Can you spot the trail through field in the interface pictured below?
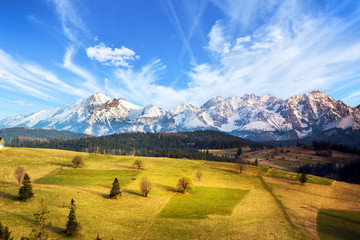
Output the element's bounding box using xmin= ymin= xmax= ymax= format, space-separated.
xmin=258 ymin=175 xmax=297 ymax=229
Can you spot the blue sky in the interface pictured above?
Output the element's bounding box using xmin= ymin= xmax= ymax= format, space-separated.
xmin=1 ymin=0 xmax=360 ymax=119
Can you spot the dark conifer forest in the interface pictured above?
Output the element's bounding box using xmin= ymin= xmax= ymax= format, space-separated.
xmin=7 ymin=130 xmax=264 ymax=162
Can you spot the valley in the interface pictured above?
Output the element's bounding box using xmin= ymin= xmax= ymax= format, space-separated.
xmin=0 ymin=147 xmax=359 ymax=239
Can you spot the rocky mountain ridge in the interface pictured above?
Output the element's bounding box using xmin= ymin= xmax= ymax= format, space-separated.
xmin=1 ymin=90 xmax=359 ymax=141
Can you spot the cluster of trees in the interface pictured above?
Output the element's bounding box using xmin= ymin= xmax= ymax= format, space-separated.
xmin=298 ymin=160 xmax=360 ymax=184
xmin=7 ymin=130 xmax=264 ymax=163
xmin=313 ymin=141 xmax=333 ymax=157
xmin=0 ymin=127 xmax=87 ymax=143
xmin=6 ymin=167 xmax=82 ymax=239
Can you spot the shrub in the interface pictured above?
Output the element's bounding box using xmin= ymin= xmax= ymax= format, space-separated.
xmin=133 ymin=159 xmax=144 ymax=170
xmin=72 ymin=156 xmax=84 ymax=168
xmin=194 ymin=169 xmax=202 ymax=181
xmin=139 ymin=177 xmax=152 ymax=197
xmin=298 ymin=172 xmax=307 ymax=186
xmin=176 ymin=177 xmax=193 ymax=193
xmin=14 ymin=166 xmax=26 ymax=186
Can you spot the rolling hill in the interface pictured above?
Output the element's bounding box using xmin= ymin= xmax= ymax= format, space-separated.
xmin=0 ymin=147 xmax=359 ymax=239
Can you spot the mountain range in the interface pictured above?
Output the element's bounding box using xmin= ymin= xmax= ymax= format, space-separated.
xmin=1 ymin=90 xmax=359 ymax=142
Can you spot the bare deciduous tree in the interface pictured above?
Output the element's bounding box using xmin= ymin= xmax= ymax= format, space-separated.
xmin=236 ymin=157 xmax=246 ymax=174
xmin=133 ymin=159 xmax=144 ymax=170
xmin=176 ymin=176 xmax=193 ymax=193
xmin=72 ymin=156 xmax=84 ymax=168
xmin=139 ymin=177 xmax=152 ymax=197
xmin=194 ymin=169 xmax=202 ymax=181
xmin=14 ymin=166 xmax=26 ymax=186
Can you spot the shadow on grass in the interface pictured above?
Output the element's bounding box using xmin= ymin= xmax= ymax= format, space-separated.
xmin=71 ymin=186 xmax=108 ymax=198
xmin=47 ymin=225 xmax=64 ymax=234
xmin=0 ymin=191 xmax=19 ymax=201
xmin=208 ymin=166 xmax=238 ymax=174
xmin=0 ymin=209 xmax=34 ymax=224
xmin=154 ymin=183 xmax=177 ymax=192
xmin=124 ymin=189 xmax=143 ymax=197
xmin=48 ymin=162 xmax=72 ymax=168
xmin=114 ymin=163 xmax=133 ymax=169
xmin=0 ymin=180 xmax=17 ymax=186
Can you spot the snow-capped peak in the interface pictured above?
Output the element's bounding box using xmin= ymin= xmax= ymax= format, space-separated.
xmin=0 ymin=90 xmax=358 ymax=141
xmin=169 ymin=102 xmax=198 ymax=115
xmin=85 ymin=92 xmax=112 ymax=106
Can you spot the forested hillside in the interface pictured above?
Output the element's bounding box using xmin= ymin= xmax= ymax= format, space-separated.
xmin=7 ymin=130 xmax=264 ymax=162
xmin=0 ymin=127 xmax=88 ymax=142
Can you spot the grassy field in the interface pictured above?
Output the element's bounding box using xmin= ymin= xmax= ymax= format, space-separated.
xmin=35 ymin=169 xmax=139 ymax=187
xmin=0 ymin=147 xmax=359 ymax=239
xmin=317 ymin=209 xmax=360 ymax=240
xmin=242 ymin=146 xmax=359 ymax=172
xmin=158 ymin=187 xmax=249 ymax=219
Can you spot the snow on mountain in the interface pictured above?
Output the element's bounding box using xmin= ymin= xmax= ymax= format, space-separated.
xmin=0 ymin=108 xmax=60 ymax=128
xmin=1 ymin=90 xmax=359 ymax=140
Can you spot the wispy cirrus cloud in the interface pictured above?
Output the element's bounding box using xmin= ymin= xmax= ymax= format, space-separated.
xmin=51 ymin=0 xmax=88 ymax=42
xmin=86 ymin=43 xmax=138 ymax=67
xmin=105 ymin=59 xmax=184 ymax=108
xmin=11 ymin=100 xmax=32 ymax=107
xmin=159 ymin=0 xmax=197 ymax=65
xmin=180 ymin=0 xmax=360 ymax=105
xmin=0 ymin=48 xmax=91 ymax=102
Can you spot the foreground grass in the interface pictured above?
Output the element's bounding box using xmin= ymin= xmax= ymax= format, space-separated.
xmin=158 ymin=187 xmax=249 ymax=219
xmin=35 ymin=169 xmax=139 ymax=187
xmin=317 ymin=209 xmax=360 ymax=240
xmin=264 ymin=168 xmax=333 ymax=185
xmin=0 ymin=147 xmax=359 ymax=239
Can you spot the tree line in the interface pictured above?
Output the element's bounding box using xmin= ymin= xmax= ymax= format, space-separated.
xmin=298 ymin=160 xmax=360 ymax=184
xmin=7 ymin=130 xmax=264 ymax=163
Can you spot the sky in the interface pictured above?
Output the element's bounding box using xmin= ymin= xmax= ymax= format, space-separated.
xmin=1 ymin=0 xmax=360 ymax=119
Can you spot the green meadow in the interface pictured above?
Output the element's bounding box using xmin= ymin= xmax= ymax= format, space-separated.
xmin=0 ymin=147 xmax=359 ymax=239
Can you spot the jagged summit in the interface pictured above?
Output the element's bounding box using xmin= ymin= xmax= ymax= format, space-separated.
xmin=0 ymin=90 xmax=359 ymax=141
xmin=86 ymin=92 xmax=112 ymax=106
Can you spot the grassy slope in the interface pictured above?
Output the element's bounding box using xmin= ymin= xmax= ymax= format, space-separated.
xmin=317 ymin=209 xmax=360 ymax=240
xmin=242 ymin=146 xmax=359 ymax=172
xmin=0 ymin=147 xmax=359 ymax=240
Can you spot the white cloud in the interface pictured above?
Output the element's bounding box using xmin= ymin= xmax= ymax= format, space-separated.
xmin=180 ymin=0 xmax=360 ymax=105
xmin=52 ymin=0 xmax=87 ymax=42
xmin=207 ymin=21 xmax=228 ymax=54
xmin=0 ymin=48 xmax=92 ymax=103
xmin=12 ymin=100 xmax=32 ymax=107
xmin=86 ymin=43 xmax=138 ymax=67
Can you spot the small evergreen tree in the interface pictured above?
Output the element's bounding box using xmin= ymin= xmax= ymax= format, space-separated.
xmin=19 ymin=173 xmax=34 ymax=200
xmin=298 ymin=172 xmax=307 ymax=186
xmin=0 ymin=221 xmax=13 ymax=240
xmin=109 ymin=178 xmax=121 ymax=199
xmin=30 ymin=200 xmax=51 ymax=240
xmin=95 ymin=234 xmax=102 ymax=240
xmin=236 ymin=147 xmax=243 ymax=157
xmin=65 ymin=199 xmax=81 ymax=237
xmin=254 ymin=158 xmax=258 ymax=166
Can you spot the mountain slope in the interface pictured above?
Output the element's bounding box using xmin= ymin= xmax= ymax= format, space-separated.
xmin=1 ymin=90 xmax=359 ymax=142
